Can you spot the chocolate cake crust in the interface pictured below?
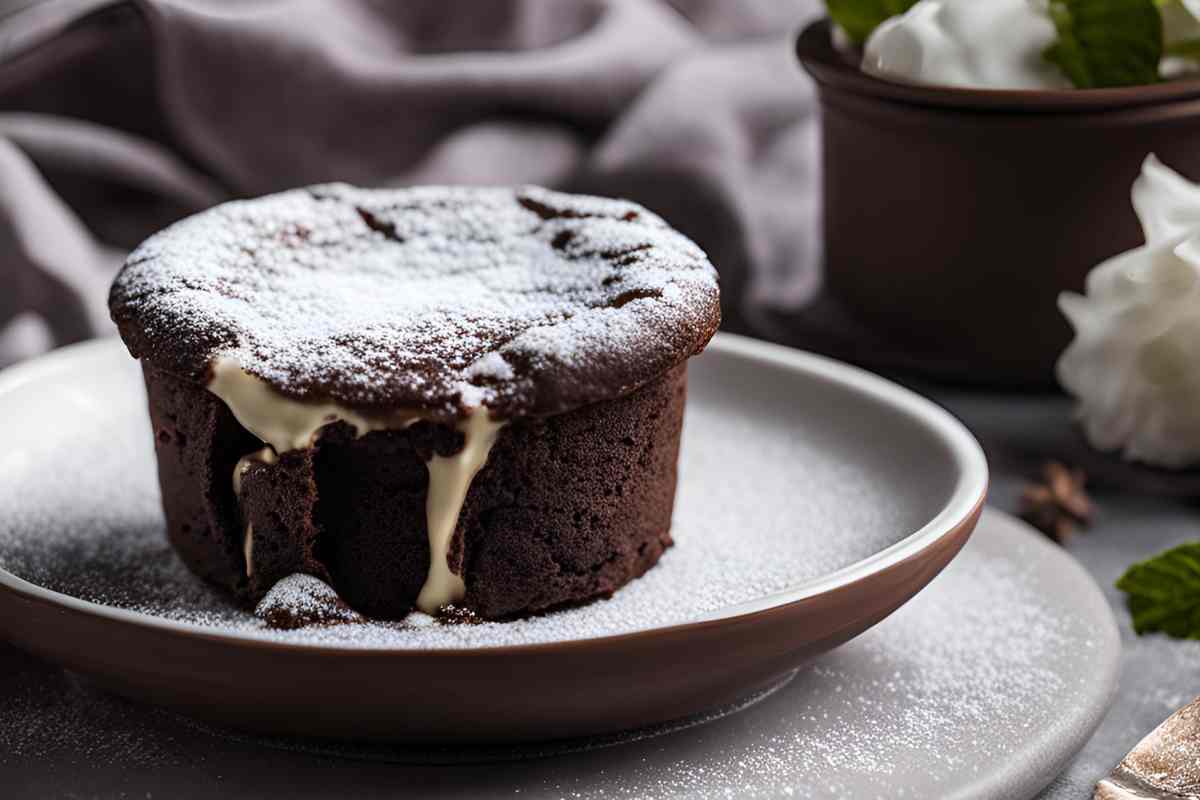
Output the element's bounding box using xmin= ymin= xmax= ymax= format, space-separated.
xmin=109 ymin=184 xmax=720 ymax=422
xmin=114 ymin=183 xmax=718 ymax=621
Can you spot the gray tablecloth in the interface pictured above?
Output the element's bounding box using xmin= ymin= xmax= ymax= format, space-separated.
xmin=0 ymin=0 xmax=826 ymax=367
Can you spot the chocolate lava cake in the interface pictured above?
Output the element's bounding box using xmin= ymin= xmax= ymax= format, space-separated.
xmin=108 ymin=184 xmax=720 ymax=621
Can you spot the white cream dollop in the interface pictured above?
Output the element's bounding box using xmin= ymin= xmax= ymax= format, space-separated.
xmin=861 ymin=0 xmax=1069 ymax=89
xmin=1057 ymin=155 xmax=1200 ymax=468
xmin=860 ymin=0 xmax=1200 ymax=89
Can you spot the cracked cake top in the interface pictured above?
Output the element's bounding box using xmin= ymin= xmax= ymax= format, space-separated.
xmin=108 ymin=184 xmax=721 ymax=420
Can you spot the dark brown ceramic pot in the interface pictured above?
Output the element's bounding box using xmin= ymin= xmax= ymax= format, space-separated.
xmin=797 ymin=20 xmax=1200 ymax=386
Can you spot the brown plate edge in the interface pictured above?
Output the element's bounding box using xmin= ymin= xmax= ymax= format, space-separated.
xmin=0 ymin=335 xmax=988 ymax=741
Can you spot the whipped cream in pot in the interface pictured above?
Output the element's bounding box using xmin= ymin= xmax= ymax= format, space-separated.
xmin=858 ymin=0 xmax=1200 ymax=89
xmin=861 ymin=0 xmax=1069 ymax=90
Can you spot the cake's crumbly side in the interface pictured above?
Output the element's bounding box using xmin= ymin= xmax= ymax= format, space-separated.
xmin=142 ymin=363 xmax=686 ymax=620
xmin=460 ymin=364 xmax=684 ymax=619
xmin=143 ymin=366 xmax=259 ymax=598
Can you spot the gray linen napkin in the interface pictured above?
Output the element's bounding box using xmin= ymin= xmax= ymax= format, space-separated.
xmin=0 ymin=0 xmax=823 ymax=366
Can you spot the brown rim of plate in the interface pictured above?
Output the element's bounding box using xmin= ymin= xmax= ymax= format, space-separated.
xmin=0 ymin=335 xmax=988 ymax=742
xmin=0 ymin=335 xmax=988 ymax=658
xmin=796 ymin=18 xmax=1200 ymax=114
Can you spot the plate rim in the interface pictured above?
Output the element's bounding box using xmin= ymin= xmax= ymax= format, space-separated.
xmin=0 ymin=333 xmax=988 ymax=656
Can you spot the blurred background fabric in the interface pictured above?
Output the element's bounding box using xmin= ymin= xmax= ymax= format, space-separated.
xmin=0 ymin=0 xmax=824 ymax=368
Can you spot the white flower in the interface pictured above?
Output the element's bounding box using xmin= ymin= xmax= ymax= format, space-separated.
xmin=1058 ymin=155 xmax=1200 ymax=468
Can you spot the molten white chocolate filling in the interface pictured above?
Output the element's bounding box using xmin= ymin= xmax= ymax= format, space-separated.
xmin=418 ymin=409 xmax=505 ymax=611
xmin=213 ymin=357 xmax=504 ymax=613
xmin=210 ymin=358 xmax=420 ymax=452
xmin=243 ymin=523 xmax=254 ymax=577
xmin=232 ymin=446 xmax=277 ymax=578
xmin=232 ymin=445 xmax=278 ymax=496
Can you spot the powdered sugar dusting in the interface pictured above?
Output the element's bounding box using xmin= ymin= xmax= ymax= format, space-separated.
xmin=109 ymin=184 xmax=719 ymax=420
xmin=254 ymin=573 xmax=362 ymax=629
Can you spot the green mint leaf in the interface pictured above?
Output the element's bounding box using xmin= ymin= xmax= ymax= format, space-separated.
xmin=1045 ymin=0 xmax=1164 ymax=88
xmin=826 ymin=0 xmax=918 ymax=45
xmin=1116 ymin=542 xmax=1200 ymax=638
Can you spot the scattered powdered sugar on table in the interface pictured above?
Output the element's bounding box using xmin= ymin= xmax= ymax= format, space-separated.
xmin=0 ymin=649 xmax=187 ymax=769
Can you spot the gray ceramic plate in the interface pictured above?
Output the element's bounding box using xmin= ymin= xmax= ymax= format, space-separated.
xmin=0 ymin=334 xmax=988 ymax=743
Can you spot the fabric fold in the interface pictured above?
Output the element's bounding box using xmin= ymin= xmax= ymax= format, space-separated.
xmin=0 ymin=0 xmax=823 ymax=366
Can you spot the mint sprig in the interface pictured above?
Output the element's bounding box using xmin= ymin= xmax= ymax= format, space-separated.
xmin=826 ymin=0 xmax=918 ymax=45
xmin=1116 ymin=542 xmax=1200 ymax=638
xmin=1045 ymin=0 xmax=1164 ymax=88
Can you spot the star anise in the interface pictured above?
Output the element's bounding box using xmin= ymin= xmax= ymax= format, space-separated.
xmin=1019 ymin=461 xmax=1093 ymax=544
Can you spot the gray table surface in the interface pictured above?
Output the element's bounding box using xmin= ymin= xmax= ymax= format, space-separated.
xmin=1 ymin=386 xmax=1196 ymax=799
